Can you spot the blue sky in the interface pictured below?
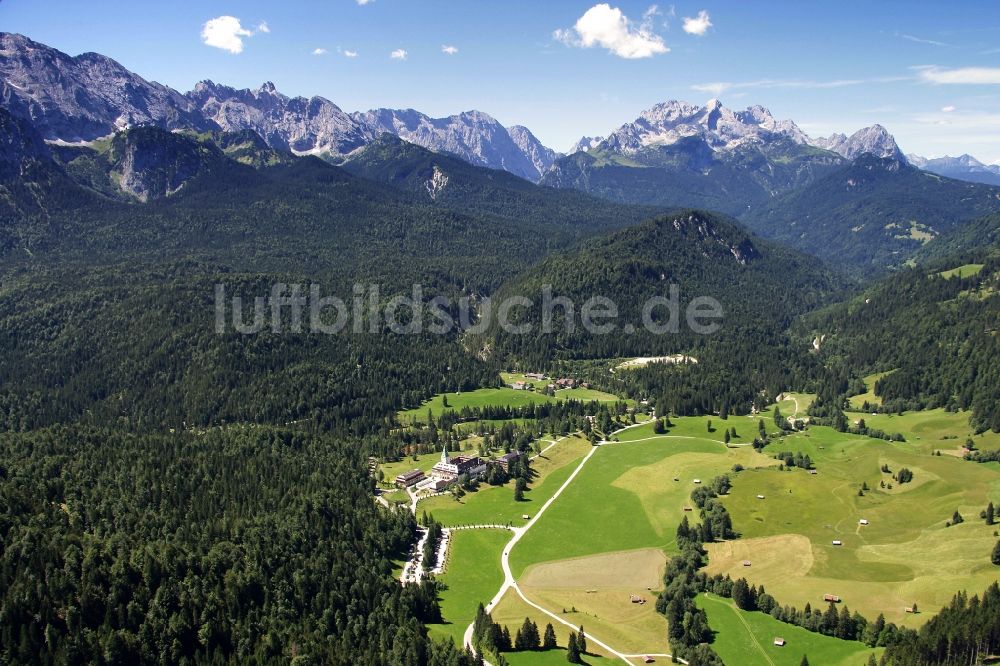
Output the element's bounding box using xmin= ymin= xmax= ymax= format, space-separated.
xmin=4 ymin=0 xmax=1000 ymax=160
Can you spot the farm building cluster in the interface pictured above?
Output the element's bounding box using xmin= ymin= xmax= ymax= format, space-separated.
xmin=508 ymin=374 xmax=590 ymax=391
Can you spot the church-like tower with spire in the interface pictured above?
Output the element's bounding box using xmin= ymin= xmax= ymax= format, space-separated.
xmin=430 ymin=440 xmax=484 ymax=481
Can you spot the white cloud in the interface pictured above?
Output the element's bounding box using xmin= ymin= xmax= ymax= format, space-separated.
xmin=917 ymin=66 xmax=1000 ymax=84
xmin=682 ymin=10 xmax=712 ymax=36
xmin=390 ymin=48 xmax=408 ymax=60
xmin=201 ymin=16 xmax=257 ymax=54
xmin=313 ymin=48 xmax=328 ymax=56
xmin=442 ymin=45 xmax=458 ymax=55
xmin=941 ymin=105 xmax=957 ymax=112
xmin=692 ymin=75 xmax=910 ymax=95
xmin=343 ymin=49 xmax=358 ymax=58
xmin=692 ymin=82 xmax=730 ymax=96
xmin=554 ymin=3 xmax=668 ymax=59
xmin=201 ymin=16 xmax=270 ymax=54
xmin=356 ymin=0 xmax=374 ymax=4
xmin=897 ymin=33 xmax=949 ymax=47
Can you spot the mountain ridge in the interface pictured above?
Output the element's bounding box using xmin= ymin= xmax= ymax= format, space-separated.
xmin=0 ymin=31 xmax=941 ymax=187
xmin=0 ymin=32 xmax=556 ymax=181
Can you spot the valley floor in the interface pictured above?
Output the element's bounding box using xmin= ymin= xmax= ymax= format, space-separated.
xmin=388 ymin=385 xmax=1000 ymax=664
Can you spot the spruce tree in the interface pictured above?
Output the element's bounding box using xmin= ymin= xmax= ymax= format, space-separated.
xmin=566 ymin=633 xmax=580 ymax=663
xmin=542 ymin=623 xmax=557 ymax=649
xmin=992 ymin=540 xmax=1000 ymax=565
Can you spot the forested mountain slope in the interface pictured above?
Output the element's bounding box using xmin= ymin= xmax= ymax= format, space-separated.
xmin=484 ymin=209 xmax=845 ymax=416
xmin=342 ymin=134 xmax=661 ymax=237
xmin=742 ymin=155 xmax=1000 ymax=272
xmin=4 ymin=120 xmax=664 ymax=432
xmin=796 ymin=253 xmax=1000 ymax=432
xmin=540 ymin=136 xmax=843 ymax=217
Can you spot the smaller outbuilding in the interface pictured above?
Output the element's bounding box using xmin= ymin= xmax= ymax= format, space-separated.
xmin=773 ymin=638 xmax=785 ymax=647
xmin=395 ymin=469 xmax=426 ymax=488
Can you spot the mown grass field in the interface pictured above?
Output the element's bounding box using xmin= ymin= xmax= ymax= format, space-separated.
xmin=615 ymin=413 xmax=760 ymax=444
xmin=937 ymin=263 xmax=985 ymax=279
xmin=427 ymin=528 xmax=509 ymax=645
xmin=519 ymin=548 xmax=669 ymax=655
xmin=502 ymin=650 xmax=619 ymax=666
xmin=707 ymin=424 xmax=1000 ymax=626
xmin=378 ymin=451 xmax=446 ymax=484
xmin=490 ymin=590 xmax=619 ymax=663
xmin=856 ymin=407 xmax=1000 ymax=453
xmin=398 ymin=384 xmax=631 ymax=425
xmin=510 ymin=424 xmax=777 ymax=574
xmin=847 ymin=371 xmax=894 ymax=410
xmin=398 ymin=388 xmax=558 ymax=423
xmin=414 ymin=396 xmax=1000 ymax=657
xmin=775 ymin=392 xmax=816 ymax=420
xmin=697 ymin=593 xmax=878 ymax=666
xmin=419 ymin=436 xmax=593 ymax=527
xmin=556 ymin=387 xmax=624 ymax=402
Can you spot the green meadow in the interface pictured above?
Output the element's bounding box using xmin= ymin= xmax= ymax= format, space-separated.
xmin=501 ymin=649 xmax=619 ymax=666
xmin=937 ymin=263 xmax=985 ymax=279
xmin=428 ymin=528 xmax=510 ymax=645
xmin=414 ymin=397 xmax=1000 ymax=655
xmin=510 ymin=429 xmax=776 ymax=576
xmin=556 ymin=387 xmax=625 ymax=402
xmin=398 ymin=387 xmax=557 ymax=423
xmin=708 ymin=425 xmax=1000 ymax=625
xmin=378 ymin=451 xmax=444 ymax=484
xmin=854 ymin=407 xmax=1000 ymax=453
xmin=697 ymin=593 xmax=878 ymax=666
xmin=847 ymin=371 xmax=894 ymax=409
xmin=491 ymin=590 xmax=623 ymax=664
xmin=398 ymin=384 xmax=631 ymax=425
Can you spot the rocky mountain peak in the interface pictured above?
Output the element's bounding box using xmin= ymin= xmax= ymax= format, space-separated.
xmin=0 ymin=33 xmax=560 ymax=181
xmin=597 ymin=98 xmax=809 ymax=156
xmin=568 ymin=136 xmax=604 ymax=154
xmin=813 ymin=124 xmax=904 ymax=161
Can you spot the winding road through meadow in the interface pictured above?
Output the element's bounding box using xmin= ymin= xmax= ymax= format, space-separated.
xmin=455 ymin=420 xmax=687 ymax=665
